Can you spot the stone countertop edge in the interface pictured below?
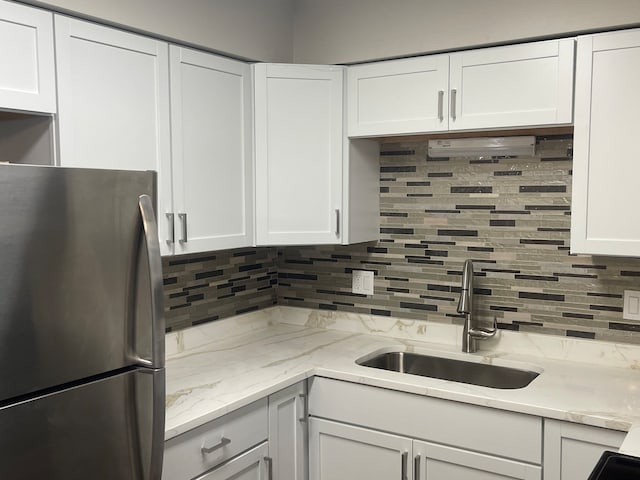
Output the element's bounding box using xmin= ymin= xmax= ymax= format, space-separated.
xmin=164 ymin=306 xmax=640 ymax=454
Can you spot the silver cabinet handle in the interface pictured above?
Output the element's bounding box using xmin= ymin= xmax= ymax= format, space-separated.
xmin=450 ymin=88 xmax=457 ymax=121
xmin=437 ymin=90 xmax=444 ymax=121
xmin=201 ymin=436 xmax=231 ymax=454
xmin=264 ymin=456 xmax=273 ymax=480
xmin=298 ymin=393 xmax=307 ymax=423
xmin=137 ymin=195 xmax=165 ymax=370
xmin=166 ymin=213 xmax=175 ymax=245
xmin=401 ymin=451 xmax=408 ymax=480
xmin=414 ymin=454 xmax=421 ymax=480
xmin=178 ymin=212 xmax=187 ymax=243
xmin=335 ymin=209 xmax=340 ymax=236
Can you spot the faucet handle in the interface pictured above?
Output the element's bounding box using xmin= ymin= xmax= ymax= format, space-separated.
xmin=469 ymin=316 xmax=498 ymax=339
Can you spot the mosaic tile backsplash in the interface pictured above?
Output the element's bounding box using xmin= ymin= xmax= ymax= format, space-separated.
xmin=278 ymin=136 xmax=640 ymax=344
xmin=162 ymin=136 xmax=640 ymax=344
xmin=162 ymin=248 xmax=277 ymax=332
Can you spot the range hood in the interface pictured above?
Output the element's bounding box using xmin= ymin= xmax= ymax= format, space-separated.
xmin=428 ymin=136 xmax=535 ymax=158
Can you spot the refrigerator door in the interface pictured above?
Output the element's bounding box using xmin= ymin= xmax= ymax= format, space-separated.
xmin=0 ymin=368 xmax=165 ymax=480
xmin=0 ymin=164 xmax=165 ymax=402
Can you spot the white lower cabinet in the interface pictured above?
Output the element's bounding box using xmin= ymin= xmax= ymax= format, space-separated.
xmin=415 ymin=441 xmax=540 ymax=480
xmin=309 ymin=418 xmax=540 ymax=480
xmin=163 ymin=381 xmax=307 ymax=480
xmin=543 ymin=419 xmax=625 ymax=480
xmin=163 ymin=399 xmax=269 ymax=480
xmin=268 ymin=381 xmax=307 ymax=480
xmin=308 ymin=378 xmax=542 ymax=480
xmin=310 ymin=418 xmax=413 ymax=480
xmin=195 ymin=443 xmax=270 ymax=480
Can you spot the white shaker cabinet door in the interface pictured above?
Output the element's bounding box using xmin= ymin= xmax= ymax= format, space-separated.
xmin=347 ymin=55 xmax=449 ymax=137
xmin=268 ymin=382 xmax=307 ymax=480
xmin=0 ymin=0 xmax=55 ymax=113
xmin=571 ymin=29 xmax=640 ymax=256
xmin=415 ymin=441 xmax=541 ymax=480
xmin=309 ymin=417 xmax=413 ymax=480
xmin=254 ymin=63 xmax=344 ymax=246
xmin=169 ymin=46 xmax=253 ymax=254
xmin=54 ymin=16 xmax=172 ymax=253
xmin=543 ymin=420 xmax=624 ymax=480
xmin=449 ymin=38 xmax=574 ymax=131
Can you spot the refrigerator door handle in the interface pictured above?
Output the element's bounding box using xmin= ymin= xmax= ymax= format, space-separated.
xmin=138 ymin=194 xmax=165 ymax=369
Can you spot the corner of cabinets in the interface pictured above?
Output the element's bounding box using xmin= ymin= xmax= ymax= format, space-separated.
xmin=253 ymin=63 xmax=379 ymax=247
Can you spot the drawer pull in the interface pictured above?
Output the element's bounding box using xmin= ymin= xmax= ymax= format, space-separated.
xmin=450 ymin=88 xmax=457 ymax=121
xmin=414 ymin=454 xmax=421 ymax=480
xmin=299 ymin=393 xmax=307 ymax=423
xmin=178 ymin=212 xmax=188 ymax=243
xmin=166 ymin=213 xmax=175 ymax=245
xmin=264 ymin=456 xmax=273 ymax=480
xmin=201 ymin=436 xmax=231 ymax=454
xmin=401 ymin=451 xmax=408 ymax=480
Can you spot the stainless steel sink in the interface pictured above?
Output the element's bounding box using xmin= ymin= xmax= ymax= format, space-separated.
xmin=356 ymin=350 xmax=540 ymax=389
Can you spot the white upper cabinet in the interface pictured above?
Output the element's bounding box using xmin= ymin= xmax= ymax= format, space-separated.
xmin=347 ymin=38 xmax=575 ymax=137
xmin=347 ymin=55 xmax=449 ymax=136
xmin=254 ymin=63 xmax=344 ymax=246
xmin=54 ymin=16 xmax=172 ymax=253
xmin=0 ymin=0 xmax=55 ymax=113
xmin=169 ymin=46 xmax=253 ymax=255
xmin=449 ymin=39 xmax=575 ymax=131
xmin=571 ymin=29 xmax=640 ymax=256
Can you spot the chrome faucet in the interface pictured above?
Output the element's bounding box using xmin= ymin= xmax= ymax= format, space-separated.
xmin=457 ymin=260 xmax=497 ymax=353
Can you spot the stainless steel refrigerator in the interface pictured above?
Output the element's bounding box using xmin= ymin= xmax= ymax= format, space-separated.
xmin=0 ymin=164 xmax=165 ymax=479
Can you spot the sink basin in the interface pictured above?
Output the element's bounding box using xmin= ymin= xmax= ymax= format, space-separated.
xmin=356 ymin=350 xmax=540 ymax=389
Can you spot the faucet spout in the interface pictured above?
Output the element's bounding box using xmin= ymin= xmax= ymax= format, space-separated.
xmin=457 ymin=260 xmax=474 ymax=315
xmin=457 ymin=259 xmax=497 ymax=353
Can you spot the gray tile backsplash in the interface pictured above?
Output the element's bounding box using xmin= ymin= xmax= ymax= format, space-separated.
xmin=278 ymin=136 xmax=640 ymax=344
xmin=162 ymin=248 xmax=277 ymax=331
xmin=163 ymin=135 xmax=640 ymax=344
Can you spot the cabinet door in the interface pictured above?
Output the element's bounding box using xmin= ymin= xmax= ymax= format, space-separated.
xmin=169 ymin=46 xmax=253 ymax=254
xmin=449 ymin=39 xmax=574 ymax=131
xmin=268 ymin=382 xmax=307 ymax=480
xmin=309 ymin=417 xmax=413 ymax=480
xmin=571 ymin=29 xmax=640 ymax=256
xmin=197 ymin=442 xmax=269 ymax=480
xmin=0 ymin=0 xmax=55 ymax=113
xmin=543 ymin=420 xmax=624 ymax=480
xmin=254 ymin=63 xmax=343 ymax=246
xmin=414 ymin=441 xmax=541 ymax=480
xmin=54 ymin=16 xmax=172 ymax=253
xmin=347 ymin=55 xmax=449 ymax=136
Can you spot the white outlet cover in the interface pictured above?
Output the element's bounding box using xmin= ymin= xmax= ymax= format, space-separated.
xmin=623 ymin=290 xmax=640 ymax=321
xmin=352 ymin=270 xmax=374 ymax=295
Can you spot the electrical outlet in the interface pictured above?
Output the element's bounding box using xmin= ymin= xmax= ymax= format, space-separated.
xmin=352 ymin=270 xmax=374 ymax=295
xmin=624 ymin=290 xmax=640 ymax=321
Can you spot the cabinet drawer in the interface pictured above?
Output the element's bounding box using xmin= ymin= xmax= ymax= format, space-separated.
xmin=163 ymin=398 xmax=268 ymax=480
xmin=309 ymin=377 xmax=542 ymax=464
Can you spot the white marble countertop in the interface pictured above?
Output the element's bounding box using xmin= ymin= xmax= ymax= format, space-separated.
xmin=165 ymin=306 xmax=640 ymax=455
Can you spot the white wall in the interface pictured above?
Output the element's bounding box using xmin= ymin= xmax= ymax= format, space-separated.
xmin=22 ymin=0 xmax=294 ymax=62
xmin=292 ymin=0 xmax=640 ymax=64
